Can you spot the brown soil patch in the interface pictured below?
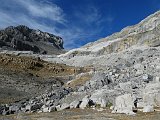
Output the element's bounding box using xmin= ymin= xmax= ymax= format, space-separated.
xmin=0 ymin=54 xmax=91 ymax=78
xmin=1 ymin=108 xmax=160 ymax=120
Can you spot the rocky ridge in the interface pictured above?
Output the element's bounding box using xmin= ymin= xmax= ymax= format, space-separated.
xmin=0 ymin=25 xmax=65 ymax=55
xmin=57 ymin=11 xmax=160 ymax=61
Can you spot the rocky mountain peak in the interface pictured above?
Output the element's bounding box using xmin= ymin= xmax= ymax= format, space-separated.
xmin=0 ymin=25 xmax=64 ymax=54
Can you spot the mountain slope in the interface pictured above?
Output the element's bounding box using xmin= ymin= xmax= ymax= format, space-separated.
xmin=59 ymin=10 xmax=160 ymax=58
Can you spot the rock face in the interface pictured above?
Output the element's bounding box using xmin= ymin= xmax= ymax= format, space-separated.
xmin=0 ymin=25 xmax=64 ymax=54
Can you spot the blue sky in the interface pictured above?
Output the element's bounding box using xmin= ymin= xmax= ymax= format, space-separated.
xmin=0 ymin=0 xmax=160 ymax=49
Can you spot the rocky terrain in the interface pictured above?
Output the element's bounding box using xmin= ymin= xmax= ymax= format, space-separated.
xmin=0 ymin=25 xmax=65 ymax=54
xmin=1 ymin=10 xmax=160 ymax=120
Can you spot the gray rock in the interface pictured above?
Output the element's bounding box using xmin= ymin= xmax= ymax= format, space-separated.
xmin=60 ymin=103 xmax=70 ymax=110
xmin=42 ymin=107 xmax=49 ymax=112
xmin=9 ymin=105 xmax=20 ymax=113
xmin=90 ymin=91 xmax=107 ymax=108
xmin=0 ymin=106 xmax=4 ymax=114
xmin=81 ymin=72 xmax=109 ymax=91
xmin=143 ymin=83 xmax=160 ymax=107
xmin=49 ymin=106 xmax=56 ymax=112
xmin=119 ymin=82 xmax=132 ymax=92
xmin=70 ymin=100 xmax=80 ymax=109
xmin=79 ymin=96 xmax=90 ymax=109
xmin=112 ymin=94 xmax=135 ymax=115
xmin=155 ymin=77 xmax=160 ymax=83
xmin=0 ymin=25 xmax=64 ymax=54
xmin=137 ymin=101 xmax=144 ymax=108
xmin=78 ymin=86 xmax=85 ymax=92
xmin=135 ymin=70 xmax=143 ymax=76
xmin=26 ymin=103 xmax=43 ymax=112
xmin=134 ymin=64 xmax=144 ymax=70
xmin=2 ymin=110 xmax=9 ymax=115
xmin=142 ymin=74 xmax=152 ymax=82
xmin=55 ymin=105 xmax=61 ymax=111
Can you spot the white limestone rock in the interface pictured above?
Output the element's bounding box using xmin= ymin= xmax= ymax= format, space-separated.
xmin=143 ymin=83 xmax=160 ymax=107
xmin=119 ymin=82 xmax=132 ymax=92
xmin=60 ymin=103 xmax=70 ymax=110
xmin=55 ymin=105 xmax=61 ymax=111
xmin=143 ymin=105 xmax=154 ymax=112
xmin=135 ymin=70 xmax=143 ymax=76
xmin=90 ymin=88 xmax=109 ymax=108
xmin=155 ymin=77 xmax=160 ymax=83
xmin=79 ymin=96 xmax=90 ymax=109
xmin=42 ymin=107 xmax=49 ymax=112
xmin=112 ymin=94 xmax=135 ymax=115
xmin=70 ymin=100 xmax=80 ymax=109
xmin=137 ymin=102 xmax=144 ymax=108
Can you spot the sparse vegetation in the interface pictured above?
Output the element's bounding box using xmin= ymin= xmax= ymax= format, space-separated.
xmin=65 ymin=74 xmax=92 ymax=88
xmin=106 ymin=102 xmax=113 ymax=108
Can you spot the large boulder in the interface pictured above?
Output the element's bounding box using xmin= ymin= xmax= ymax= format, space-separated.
xmin=90 ymin=88 xmax=109 ymax=108
xmin=112 ymin=94 xmax=135 ymax=115
xmin=143 ymin=83 xmax=160 ymax=107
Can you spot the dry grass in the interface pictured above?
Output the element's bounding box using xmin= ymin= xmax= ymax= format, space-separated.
xmin=65 ymin=74 xmax=91 ymax=88
xmin=0 ymin=54 xmax=92 ymax=79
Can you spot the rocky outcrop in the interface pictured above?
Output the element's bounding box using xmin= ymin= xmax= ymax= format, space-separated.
xmin=0 ymin=25 xmax=65 ymax=54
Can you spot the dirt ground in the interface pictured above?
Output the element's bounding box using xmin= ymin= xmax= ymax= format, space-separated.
xmin=0 ymin=108 xmax=160 ymax=120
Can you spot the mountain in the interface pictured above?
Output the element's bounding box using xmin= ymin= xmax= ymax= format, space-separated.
xmin=1 ymin=11 xmax=160 ymax=119
xmin=0 ymin=25 xmax=65 ymax=54
xmin=58 ymin=11 xmax=160 ymax=60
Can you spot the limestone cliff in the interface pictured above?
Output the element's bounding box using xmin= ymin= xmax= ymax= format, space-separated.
xmin=60 ymin=11 xmax=160 ymax=58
